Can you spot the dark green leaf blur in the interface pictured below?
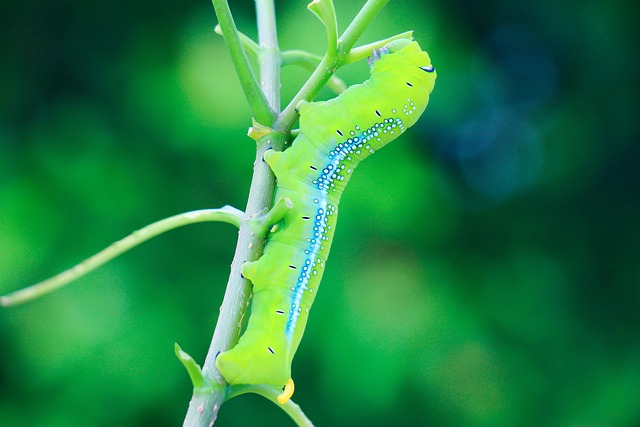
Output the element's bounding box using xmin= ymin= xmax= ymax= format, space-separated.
xmin=1 ymin=0 xmax=638 ymax=425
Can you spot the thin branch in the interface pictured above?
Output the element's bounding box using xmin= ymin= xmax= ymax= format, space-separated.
xmin=281 ymin=49 xmax=323 ymax=67
xmin=308 ymin=0 xmax=338 ymax=57
xmin=342 ymin=30 xmax=413 ymax=64
xmin=249 ymin=197 xmax=293 ymax=235
xmin=282 ymin=50 xmax=347 ymax=94
xmin=182 ymin=133 xmax=288 ymax=427
xmin=1 ymin=207 xmax=244 ymax=307
xmin=175 ymin=343 xmax=208 ymax=390
xmin=214 ymin=24 xmax=261 ymax=62
xmin=213 ymin=25 xmax=347 ymax=95
xmin=274 ymin=0 xmax=391 ymax=132
xmin=337 ymin=0 xmax=390 ymax=53
xmin=227 ymin=384 xmax=315 ymax=427
xmin=211 ymin=0 xmax=275 ymax=124
xmin=256 ymin=0 xmax=281 ymax=113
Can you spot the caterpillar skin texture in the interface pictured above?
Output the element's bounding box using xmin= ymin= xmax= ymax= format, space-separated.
xmin=216 ymin=40 xmax=436 ymax=389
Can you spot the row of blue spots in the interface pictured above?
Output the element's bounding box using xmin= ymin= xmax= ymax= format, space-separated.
xmin=287 ymin=118 xmax=405 ymax=337
xmin=313 ymin=118 xmax=405 ymax=193
xmin=286 ymin=202 xmax=335 ymax=337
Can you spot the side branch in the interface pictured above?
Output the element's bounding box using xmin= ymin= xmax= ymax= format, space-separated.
xmin=1 ymin=207 xmax=244 ymax=307
xmin=275 ymin=0 xmax=391 ymax=132
xmin=182 ymin=133 xmax=289 ymax=427
xmin=256 ymin=0 xmax=281 ymax=112
xmin=211 ymin=0 xmax=275 ymax=124
xmin=337 ymin=0 xmax=390 ymax=54
xmin=227 ymin=384 xmax=315 ymax=427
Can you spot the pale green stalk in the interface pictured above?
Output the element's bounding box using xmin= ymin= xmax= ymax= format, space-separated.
xmin=274 ymin=0 xmax=391 ymax=132
xmin=181 ymin=0 xmax=286 ymax=425
xmin=227 ymin=385 xmax=315 ymax=426
xmin=210 ymin=0 xmax=275 ymax=124
xmin=0 ymin=207 xmax=243 ymax=307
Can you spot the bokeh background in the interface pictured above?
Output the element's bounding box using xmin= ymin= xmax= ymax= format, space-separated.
xmin=1 ymin=0 xmax=639 ymax=425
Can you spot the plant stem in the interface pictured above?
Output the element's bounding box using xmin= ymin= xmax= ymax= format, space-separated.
xmin=210 ymin=0 xmax=275 ymax=124
xmin=281 ymin=50 xmax=347 ymax=94
xmin=256 ymin=0 xmax=281 ymax=113
xmin=227 ymin=385 xmax=315 ymax=427
xmin=181 ymin=134 xmax=288 ymax=427
xmin=274 ymin=0 xmax=390 ymax=132
xmin=0 ymin=207 xmax=243 ymax=307
xmin=181 ymin=1 xmax=284 ymax=426
xmin=337 ymin=0 xmax=390 ymax=54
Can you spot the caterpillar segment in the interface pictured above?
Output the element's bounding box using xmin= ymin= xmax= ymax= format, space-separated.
xmin=215 ymin=40 xmax=436 ymax=403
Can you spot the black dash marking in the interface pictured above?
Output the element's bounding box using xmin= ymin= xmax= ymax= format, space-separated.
xmin=289 ymin=265 xmax=297 ymax=270
xmin=336 ymin=129 xmax=344 ymax=137
xmin=268 ymin=347 xmax=275 ymax=354
xmin=406 ymin=82 xmax=413 ymax=87
xmin=276 ymin=310 xmax=285 ymax=314
xmin=375 ymin=110 xmax=382 ymax=117
xmin=420 ymin=65 xmax=435 ymax=73
xmin=302 ymin=216 xmax=311 ymax=220
xmin=309 ymin=165 xmax=318 ymax=171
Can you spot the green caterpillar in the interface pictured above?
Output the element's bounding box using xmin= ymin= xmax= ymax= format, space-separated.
xmin=216 ymin=39 xmax=436 ymax=402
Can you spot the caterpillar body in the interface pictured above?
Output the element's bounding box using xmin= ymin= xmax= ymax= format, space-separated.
xmin=216 ymin=40 xmax=436 ymax=397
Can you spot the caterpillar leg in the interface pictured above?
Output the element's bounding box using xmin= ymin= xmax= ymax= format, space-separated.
xmin=277 ymin=378 xmax=295 ymax=404
xmin=263 ymin=149 xmax=281 ymax=166
xmin=295 ymin=100 xmax=311 ymax=114
xmin=241 ymin=260 xmax=259 ymax=281
xmin=263 ymin=149 xmax=290 ymax=182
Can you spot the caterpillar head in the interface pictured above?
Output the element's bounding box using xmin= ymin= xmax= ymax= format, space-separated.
xmin=367 ymin=40 xmax=437 ymax=132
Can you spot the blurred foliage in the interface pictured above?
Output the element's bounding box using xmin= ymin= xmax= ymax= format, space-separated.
xmin=1 ymin=0 xmax=639 ymax=426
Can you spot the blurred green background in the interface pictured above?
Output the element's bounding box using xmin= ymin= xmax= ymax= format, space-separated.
xmin=1 ymin=0 xmax=639 ymax=425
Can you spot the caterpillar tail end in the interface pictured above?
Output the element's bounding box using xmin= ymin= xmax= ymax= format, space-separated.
xmin=277 ymin=378 xmax=295 ymax=404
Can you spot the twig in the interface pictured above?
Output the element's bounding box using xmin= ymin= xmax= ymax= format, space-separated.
xmin=0 ymin=207 xmax=243 ymax=307
xmin=274 ymin=0 xmax=391 ymax=132
xmin=210 ymin=0 xmax=275 ymax=124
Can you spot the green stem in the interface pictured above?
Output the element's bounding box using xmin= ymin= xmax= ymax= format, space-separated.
xmin=249 ymin=197 xmax=293 ymax=235
xmin=281 ymin=49 xmax=323 ymax=67
xmin=181 ymin=1 xmax=285 ymax=426
xmin=214 ymin=24 xmax=261 ymax=62
xmin=274 ymin=0 xmax=391 ymax=132
xmin=308 ymin=0 xmax=338 ymax=56
xmin=256 ymin=0 xmax=281 ymax=113
xmin=213 ymin=27 xmax=347 ymax=95
xmin=175 ymin=343 xmax=208 ymax=390
xmin=343 ymin=30 xmax=413 ymax=64
xmin=211 ymin=0 xmax=275 ymax=124
xmin=337 ymin=0 xmax=390 ymax=54
xmin=0 ymin=207 xmax=244 ymax=307
xmin=282 ymin=50 xmax=347 ymax=94
xmin=227 ymin=385 xmax=315 ymax=427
